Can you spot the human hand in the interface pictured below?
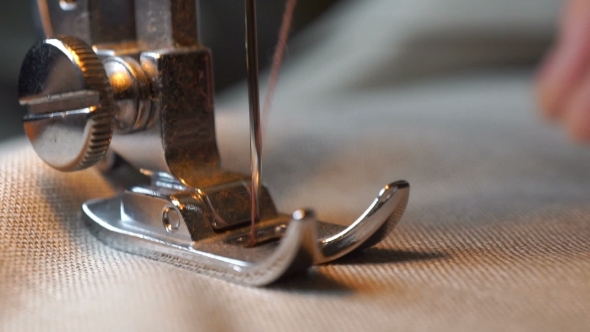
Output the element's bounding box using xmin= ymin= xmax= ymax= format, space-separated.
xmin=536 ymin=0 xmax=590 ymax=142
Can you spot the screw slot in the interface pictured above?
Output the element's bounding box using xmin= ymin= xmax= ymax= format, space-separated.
xmin=60 ymin=0 xmax=77 ymax=11
xmin=162 ymin=206 xmax=181 ymax=232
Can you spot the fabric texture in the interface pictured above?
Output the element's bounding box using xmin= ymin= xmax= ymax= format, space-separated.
xmin=2 ymin=1 xmax=589 ymax=331
xmin=2 ymin=70 xmax=589 ymax=331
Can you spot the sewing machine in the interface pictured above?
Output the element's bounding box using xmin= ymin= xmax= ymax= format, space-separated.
xmin=17 ymin=0 xmax=409 ymax=286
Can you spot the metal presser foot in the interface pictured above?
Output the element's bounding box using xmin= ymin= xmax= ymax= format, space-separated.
xmin=17 ymin=0 xmax=410 ymax=286
xmin=83 ymin=179 xmax=409 ymax=286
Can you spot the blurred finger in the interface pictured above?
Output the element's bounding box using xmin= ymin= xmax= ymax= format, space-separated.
xmin=535 ymin=0 xmax=590 ymax=119
xmin=564 ymin=70 xmax=590 ymax=142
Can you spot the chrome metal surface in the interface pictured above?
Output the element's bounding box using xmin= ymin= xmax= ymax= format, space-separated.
xmin=21 ymin=0 xmax=412 ymax=286
xmin=162 ymin=206 xmax=181 ymax=232
xmin=245 ymin=0 xmax=263 ymax=238
xmin=316 ymin=181 xmax=410 ymax=263
xmin=82 ymin=181 xmax=409 ymax=286
xmin=18 ymin=40 xmax=220 ymax=178
xmin=19 ymin=36 xmax=114 ymax=171
xmin=85 ymin=199 xmax=316 ymax=286
xmin=103 ymin=57 xmax=152 ymax=133
xmin=110 ymin=47 xmax=244 ymax=186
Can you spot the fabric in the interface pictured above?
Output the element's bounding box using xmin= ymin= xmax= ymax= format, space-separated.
xmin=2 ymin=1 xmax=589 ymax=331
xmin=2 ymin=69 xmax=589 ymax=331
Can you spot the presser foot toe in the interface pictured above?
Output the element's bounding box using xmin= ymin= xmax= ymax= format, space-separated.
xmin=315 ymin=180 xmax=410 ymax=264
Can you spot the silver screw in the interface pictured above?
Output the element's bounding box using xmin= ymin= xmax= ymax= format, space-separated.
xmin=19 ymin=37 xmax=116 ymax=172
xmin=162 ymin=206 xmax=181 ymax=232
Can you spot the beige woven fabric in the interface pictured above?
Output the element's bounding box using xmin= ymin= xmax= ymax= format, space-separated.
xmin=1 ymin=69 xmax=589 ymax=331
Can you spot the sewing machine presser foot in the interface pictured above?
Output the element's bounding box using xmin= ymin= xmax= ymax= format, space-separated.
xmin=17 ymin=0 xmax=411 ymax=286
xmin=82 ymin=176 xmax=409 ymax=286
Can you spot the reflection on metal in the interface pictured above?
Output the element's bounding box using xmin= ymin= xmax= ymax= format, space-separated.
xmin=18 ymin=0 xmax=411 ymax=286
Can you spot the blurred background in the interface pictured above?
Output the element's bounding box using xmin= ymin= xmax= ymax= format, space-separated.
xmin=0 ymin=0 xmax=560 ymax=143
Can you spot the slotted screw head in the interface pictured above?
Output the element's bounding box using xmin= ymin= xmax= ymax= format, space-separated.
xmin=18 ymin=36 xmax=115 ymax=172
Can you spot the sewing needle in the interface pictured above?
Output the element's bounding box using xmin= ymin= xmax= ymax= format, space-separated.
xmin=245 ymin=0 xmax=262 ymax=246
